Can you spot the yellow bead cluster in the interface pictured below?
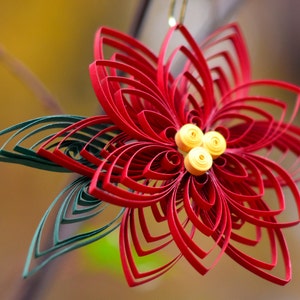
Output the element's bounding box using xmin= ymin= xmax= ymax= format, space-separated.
xmin=175 ymin=124 xmax=226 ymax=175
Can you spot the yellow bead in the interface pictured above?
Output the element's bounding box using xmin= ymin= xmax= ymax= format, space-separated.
xmin=184 ymin=147 xmax=213 ymax=176
xmin=175 ymin=124 xmax=203 ymax=152
xmin=203 ymin=131 xmax=226 ymax=159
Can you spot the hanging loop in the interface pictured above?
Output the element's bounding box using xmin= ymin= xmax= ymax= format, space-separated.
xmin=168 ymin=0 xmax=188 ymax=27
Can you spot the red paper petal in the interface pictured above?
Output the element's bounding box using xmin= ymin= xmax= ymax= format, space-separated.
xmin=120 ymin=207 xmax=181 ymax=286
xmin=89 ymin=142 xmax=185 ymax=208
xmin=90 ymin=60 xmax=177 ymax=141
xmin=157 ymin=25 xmax=215 ymax=127
xmin=212 ymin=153 xmax=300 ymax=228
xmin=263 ymin=123 xmax=300 ymax=182
xmin=167 ymin=179 xmax=232 ymax=275
xmin=37 ymin=116 xmax=120 ymax=177
xmin=211 ymin=80 xmax=300 ymax=151
xmin=201 ymin=23 xmax=251 ymax=96
xmin=93 ymin=27 xmax=158 ymax=68
xmin=225 ymin=219 xmax=291 ymax=285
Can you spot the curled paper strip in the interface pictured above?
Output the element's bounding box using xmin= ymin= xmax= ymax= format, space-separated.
xmin=202 ymin=131 xmax=226 ymax=159
xmin=175 ymin=123 xmax=203 ymax=152
xmin=184 ymin=146 xmax=212 ymax=175
xmin=0 ymin=23 xmax=300 ymax=286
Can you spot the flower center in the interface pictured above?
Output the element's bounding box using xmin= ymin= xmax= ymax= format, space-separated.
xmin=174 ymin=123 xmax=203 ymax=152
xmin=202 ymin=130 xmax=227 ymax=159
xmin=184 ymin=146 xmax=212 ymax=176
xmin=175 ymin=124 xmax=227 ymax=176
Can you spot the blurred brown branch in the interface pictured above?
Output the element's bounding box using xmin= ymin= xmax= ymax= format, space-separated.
xmin=0 ymin=45 xmax=64 ymax=114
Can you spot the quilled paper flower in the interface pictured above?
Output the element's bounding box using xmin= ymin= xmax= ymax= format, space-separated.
xmin=0 ymin=23 xmax=300 ymax=286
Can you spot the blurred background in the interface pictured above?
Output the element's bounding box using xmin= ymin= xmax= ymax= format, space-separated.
xmin=0 ymin=0 xmax=300 ymax=299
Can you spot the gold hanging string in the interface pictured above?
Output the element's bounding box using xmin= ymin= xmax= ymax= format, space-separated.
xmin=168 ymin=0 xmax=188 ymax=27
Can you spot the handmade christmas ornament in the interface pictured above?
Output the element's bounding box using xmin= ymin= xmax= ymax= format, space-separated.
xmin=0 ymin=3 xmax=300 ymax=287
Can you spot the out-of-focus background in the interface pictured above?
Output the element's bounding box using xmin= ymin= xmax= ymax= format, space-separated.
xmin=0 ymin=0 xmax=300 ymax=299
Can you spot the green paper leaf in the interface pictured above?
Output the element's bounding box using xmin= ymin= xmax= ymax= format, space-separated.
xmin=0 ymin=115 xmax=84 ymax=171
xmin=23 ymin=176 xmax=124 ymax=277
